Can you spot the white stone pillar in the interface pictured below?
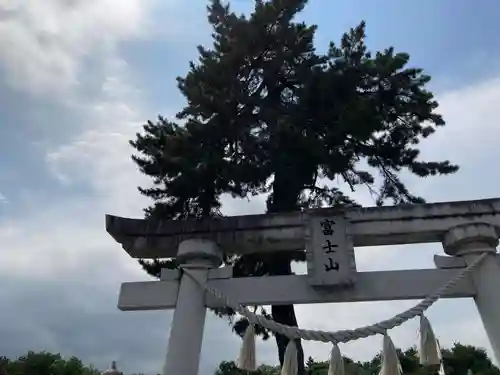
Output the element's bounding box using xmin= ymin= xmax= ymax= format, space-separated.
xmin=163 ymin=239 xmax=222 ymax=375
xmin=443 ymin=223 xmax=500 ymax=362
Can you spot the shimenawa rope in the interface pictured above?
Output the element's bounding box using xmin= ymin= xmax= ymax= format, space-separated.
xmin=183 ymin=253 xmax=486 ymax=343
xmin=182 ymin=252 xmax=488 ymax=375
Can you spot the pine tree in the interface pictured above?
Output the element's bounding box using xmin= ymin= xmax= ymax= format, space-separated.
xmin=130 ymin=0 xmax=458 ymax=373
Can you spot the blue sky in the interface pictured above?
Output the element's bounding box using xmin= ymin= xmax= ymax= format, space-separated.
xmin=1 ymin=1 xmax=500 ymax=374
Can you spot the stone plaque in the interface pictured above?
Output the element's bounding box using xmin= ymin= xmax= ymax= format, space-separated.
xmin=305 ymin=213 xmax=356 ymax=287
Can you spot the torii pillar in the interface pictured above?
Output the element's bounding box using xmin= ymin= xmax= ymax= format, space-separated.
xmin=163 ymin=239 xmax=222 ymax=375
xmin=442 ymin=223 xmax=500 ymax=362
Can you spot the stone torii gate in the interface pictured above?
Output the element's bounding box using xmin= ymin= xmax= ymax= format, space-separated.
xmin=106 ymin=198 xmax=500 ymax=375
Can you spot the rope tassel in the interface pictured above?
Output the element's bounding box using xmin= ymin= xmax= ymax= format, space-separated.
xmin=439 ymin=362 xmax=446 ymax=375
xmin=419 ymin=315 xmax=442 ymax=366
xmin=237 ymin=324 xmax=256 ymax=371
xmin=281 ymin=340 xmax=298 ymax=375
xmin=328 ymin=344 xmax=345 ymax=375
xmin=379 ymin=333 xmax=402 ymax=375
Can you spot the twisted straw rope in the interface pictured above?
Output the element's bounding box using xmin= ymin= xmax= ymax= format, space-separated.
xmin=184 ymin=253 xmax=487 ymax=343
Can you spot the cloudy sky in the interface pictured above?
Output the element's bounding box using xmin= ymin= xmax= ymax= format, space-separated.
xmin=1 ymin=0 xmax=500 ymax=374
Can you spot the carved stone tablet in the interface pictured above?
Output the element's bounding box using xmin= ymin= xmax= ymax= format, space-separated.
xmin=305 ymin=213 xmax=356 ymax=287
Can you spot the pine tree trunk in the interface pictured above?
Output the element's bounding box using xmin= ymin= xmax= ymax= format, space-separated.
xmin=269 ymin=256 xmax=306 ymax=375
xmin=267 ymin=170 xmax=308 ymax=374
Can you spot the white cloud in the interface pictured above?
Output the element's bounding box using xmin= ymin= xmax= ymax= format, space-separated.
xmin=0 ymin=0 xmax=155 ymax=95
xmin=44 ymin=56 xmax=152 ymax=210
xmin=430 ymin=77 xmax=500 ymax=158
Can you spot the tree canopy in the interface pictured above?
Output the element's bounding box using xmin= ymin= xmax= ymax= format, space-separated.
xmin=215 ymin=344 xmax=500 ymax=375
xmin=0 ymin=352 xmax=100 ymax=375
xmin=2 ymin=344 xmax=496 ymax=375
xmin=130 ymin=0 xmax=459 ymax=372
